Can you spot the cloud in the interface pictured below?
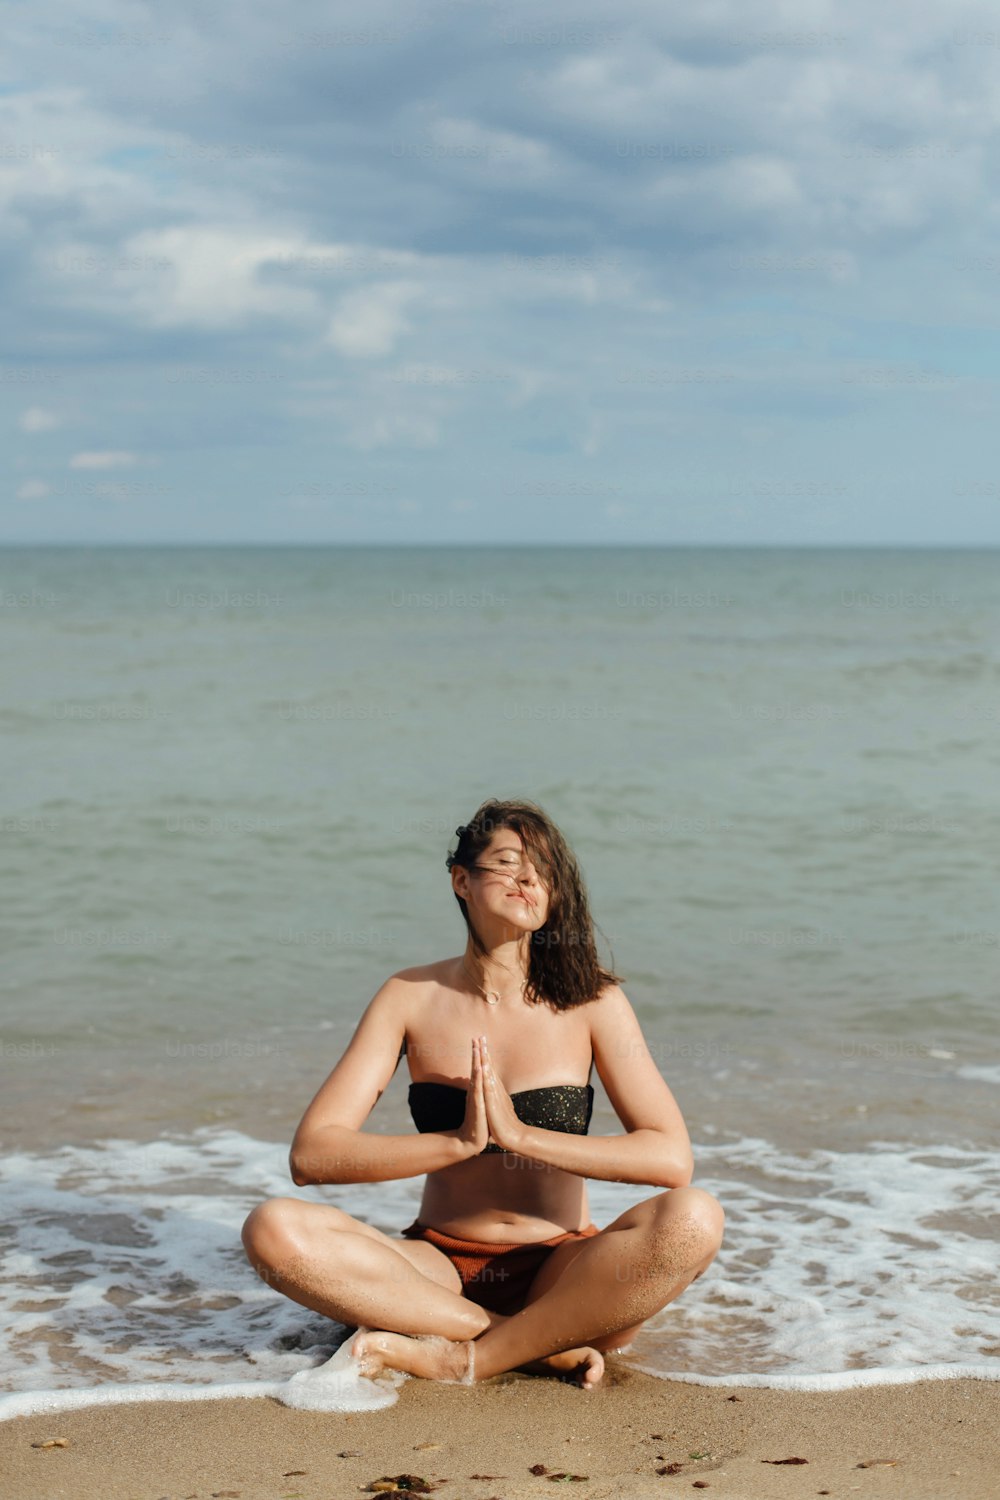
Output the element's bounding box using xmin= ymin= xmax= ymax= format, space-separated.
xmin=346 ymin=408 xmax=441 ymax=450
xmin=421 ymin=115 xmax=557 ymax=183
xmin=16 ymin=480 xmax=51 ymax=501
xmin=70 ymin=451 xmax=139 ymax=469
xmin=19 ymin=408 xmax=60 ymax=433
xmin=327 ymin=280 xmax=422 ymax=358
xmin=3 ymin=0 xmax=1000 ymax=542
xmin=119 ymin=227 xmax=317 ymax=329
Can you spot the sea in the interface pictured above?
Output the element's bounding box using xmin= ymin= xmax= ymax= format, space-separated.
xmin=2 ymin=544 xmax=999 ymax=1417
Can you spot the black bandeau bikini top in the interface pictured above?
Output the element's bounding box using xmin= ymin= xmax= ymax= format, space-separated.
xmin=408 ymin=1079 xmax=594 ymax=1154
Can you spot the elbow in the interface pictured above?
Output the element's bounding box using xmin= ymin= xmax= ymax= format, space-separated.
xmin=289 ymin=1128 xmax=353 ymax=1186
xmin=634 ymin=1132 xmax=694 ymax=1190
xmin=671 ymin=1152 xmax=695 ymax=1188
xmin=288 ymin=1139 xmax=314 ymax=1187
xmin=289 ymin=1153 xmax=309 ymax=1187
xmin=661 ymin=1146 xmax=694 ymax=1190
xmin=652 ymin=1166 xmax=693 ymax=1190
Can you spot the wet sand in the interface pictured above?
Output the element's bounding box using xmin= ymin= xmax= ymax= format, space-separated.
xmin=2 ymin=1367 xmax=996 ymax=1500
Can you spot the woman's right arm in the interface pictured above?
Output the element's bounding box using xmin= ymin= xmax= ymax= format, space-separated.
xmin=288 ymin=974 xmax=473 ymax=1185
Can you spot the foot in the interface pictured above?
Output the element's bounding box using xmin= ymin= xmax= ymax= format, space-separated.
xmin=351 ymin=1329 xmax=472 ymax=1384
xmin=486 ymin=1309 xmax=605 ymax=1389
xmin=515 ymin=1345 xmax=605 ymax=1388
xmin=351 ymin=1324 xmax=604 ymax=1389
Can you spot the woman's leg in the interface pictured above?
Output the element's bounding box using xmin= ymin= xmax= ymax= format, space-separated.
xmin=353 ymin=1186 xmax=724 ymax=1384
xmin=241 ymin=1197 xmax=493 ymax=1340
xmin=242 ymin=1199 xmax=607 ymax=1383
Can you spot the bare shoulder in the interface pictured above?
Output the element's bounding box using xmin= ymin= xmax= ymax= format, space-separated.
xmin=591 ymin=980 xmax=630 ymax=1005
xmin=389 ymin=960 xmax=448 ymax=984
xmin=584 ymin=981 xmax=643 ymax=1057
xmin=379 ymin=958 xmax=456 ymax=1018
xmin=386 ymin=958 xmax=455 ymax=993
xmin=585 ymin=981 xmax=637 ymax=1026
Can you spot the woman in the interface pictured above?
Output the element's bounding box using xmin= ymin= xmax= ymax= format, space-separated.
xmin=242 ymin=798 xmax=724 ymax=1388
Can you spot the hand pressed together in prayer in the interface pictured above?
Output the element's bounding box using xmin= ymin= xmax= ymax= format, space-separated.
xmin=475 ymin=1034 xmax=528 ymax=1155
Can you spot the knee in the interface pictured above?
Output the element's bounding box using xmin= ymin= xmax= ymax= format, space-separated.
xmin=241 ymin=1196 xmax=305 ymax=1269
xmin=651 ymin=1186 xmax=725 ymax=1263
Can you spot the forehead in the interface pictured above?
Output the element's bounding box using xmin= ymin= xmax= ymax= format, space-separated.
xmin=483 ymin=829 xmax=524 ymax=853
xmin=484 ymin=827 xmax=549 ymax=863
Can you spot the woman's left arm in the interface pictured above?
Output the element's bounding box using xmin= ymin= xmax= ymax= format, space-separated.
xmin=484 ymin=986 xmax=695 ymax=1188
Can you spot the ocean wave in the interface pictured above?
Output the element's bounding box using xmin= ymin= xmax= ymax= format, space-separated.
xmin=845 ymin=652 xmax=999 ymax=681
xmin=1 ymin=1128 xmax=997 ymax=1419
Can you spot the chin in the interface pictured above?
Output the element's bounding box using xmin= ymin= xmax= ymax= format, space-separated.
xmin=515 ymin=911 xmax=547 ymax=932
xmin=495 ymin=905 xmax=545 ymax=931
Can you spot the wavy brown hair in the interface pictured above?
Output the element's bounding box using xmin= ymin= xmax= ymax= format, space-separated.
xmin=445 ymin=797 xmax=622 ymax=1011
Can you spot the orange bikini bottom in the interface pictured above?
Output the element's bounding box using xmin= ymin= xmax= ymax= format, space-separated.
xmin=400 ymin=1219 xmax=601 ymax=1316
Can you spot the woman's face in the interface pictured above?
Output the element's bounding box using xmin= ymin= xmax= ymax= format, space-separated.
xmin=452 ymin=828 xmax=551 ymax=935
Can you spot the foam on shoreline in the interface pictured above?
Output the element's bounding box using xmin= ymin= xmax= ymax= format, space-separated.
xmin=3 ymin=1126 xmax=998 ymax=1418
xmin=4 ymin=1351 xmax=1000 ymax=1424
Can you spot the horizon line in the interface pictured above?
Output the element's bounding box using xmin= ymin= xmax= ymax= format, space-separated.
xmin=1 ymin=540 xmax=997 ymax=551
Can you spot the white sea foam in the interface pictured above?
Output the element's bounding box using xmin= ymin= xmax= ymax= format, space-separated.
xmin=1 ymin=1127 xmax=998 ymax=1420
xmin=957 ymin=1063 xmax=1000 ymax=1085
xmin=0 ymin=1332 xmax=405 ymax=1420
xmin=277 ymin=1328 xmax=407 ymax=1410
xmin=627 ymin=1363 xmax=1000 ymax=1392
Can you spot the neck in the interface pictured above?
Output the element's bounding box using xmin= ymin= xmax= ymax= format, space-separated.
xmin=461 ymin=938 xmax=531 ymax=999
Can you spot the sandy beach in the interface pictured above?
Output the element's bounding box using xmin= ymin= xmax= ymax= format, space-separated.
xmin=2 ymin=1369 xmax=996 ymax=1500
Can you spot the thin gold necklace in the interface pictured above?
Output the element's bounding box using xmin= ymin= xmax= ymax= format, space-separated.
xmin=461 ymin=957 xmax=528 ymax=1006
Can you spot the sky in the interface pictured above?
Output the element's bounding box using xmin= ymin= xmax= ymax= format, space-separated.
xmin=2 ymin=0 xmax=999 ymax=545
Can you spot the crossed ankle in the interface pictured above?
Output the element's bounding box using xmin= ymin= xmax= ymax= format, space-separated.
xmin=440 ymin=1338 xmax=476 ymax=1380
xmin=412 ymin=1333 xmax=475 ymax=1385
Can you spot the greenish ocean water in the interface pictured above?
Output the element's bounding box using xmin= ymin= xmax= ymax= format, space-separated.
xmin=2 ymin=545 xmax=998 ymax=1396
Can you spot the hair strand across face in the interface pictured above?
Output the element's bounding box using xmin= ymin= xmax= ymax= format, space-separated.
xmin=446 ymin=797 xmax=622 ymax=1010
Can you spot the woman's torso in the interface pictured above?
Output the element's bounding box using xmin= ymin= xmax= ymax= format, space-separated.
xmin=400 ymin=957 xmax=598 ymax=1242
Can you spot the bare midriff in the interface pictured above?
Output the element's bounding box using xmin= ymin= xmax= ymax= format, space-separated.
xmin=404 ymin=958 xmax=596 ymax=1244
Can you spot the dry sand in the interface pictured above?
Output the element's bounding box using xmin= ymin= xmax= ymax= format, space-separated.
xmin=2 ymin=1368 xmax=997 ymax=1500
